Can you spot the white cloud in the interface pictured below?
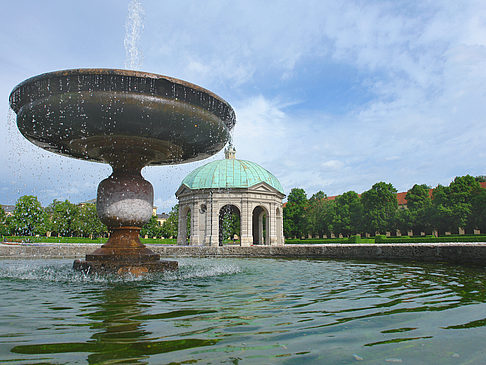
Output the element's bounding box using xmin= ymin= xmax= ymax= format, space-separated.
xmin=2 ymin=0 xmax=486 ymax=208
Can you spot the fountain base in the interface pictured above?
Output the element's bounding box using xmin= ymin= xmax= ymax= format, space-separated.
xmin=73 ymin=259 xmax=178 ymax=275
xmin=73 ymin=227 xmax=178 ymax=275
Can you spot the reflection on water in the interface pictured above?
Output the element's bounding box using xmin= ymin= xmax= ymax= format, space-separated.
xmin=1 ymin=258 xmax=486 ymax=364
xmin=10 ymin=284 xmax=218 ymax=364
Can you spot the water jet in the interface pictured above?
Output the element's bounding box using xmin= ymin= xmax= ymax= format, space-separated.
xmin=9 ymin=68 xmax=236 ymax=274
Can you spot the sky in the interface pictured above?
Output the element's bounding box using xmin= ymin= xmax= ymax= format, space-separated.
xmin=1 ymin=0 xmax=486 ymax=213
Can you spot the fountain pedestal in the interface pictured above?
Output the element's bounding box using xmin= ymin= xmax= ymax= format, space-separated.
xmin=74 ymin=165 xmax=177 ymax=274
xmin=73 ymin=228 xmax=177 ymax=275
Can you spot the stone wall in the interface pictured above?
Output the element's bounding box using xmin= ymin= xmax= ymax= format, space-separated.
xmin=1 ymin=243 xmax=486 ymax=264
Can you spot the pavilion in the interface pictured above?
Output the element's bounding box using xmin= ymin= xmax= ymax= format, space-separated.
xmin=175 ymin=145 xmax=285 ymax=246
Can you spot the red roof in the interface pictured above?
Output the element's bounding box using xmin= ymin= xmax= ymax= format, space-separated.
xmin=397 ymin=191 xmax=408 ymax=205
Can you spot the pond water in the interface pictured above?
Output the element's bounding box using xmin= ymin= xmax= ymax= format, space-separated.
xmin=1 ymin=257 xmax=485 ymax=364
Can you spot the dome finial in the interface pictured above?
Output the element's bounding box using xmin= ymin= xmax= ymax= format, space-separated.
xmin=225 ymin=143 xmax=236 ymax=159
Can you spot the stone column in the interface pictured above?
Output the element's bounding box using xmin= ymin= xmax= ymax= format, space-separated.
xmin=209 ymin=201 xmax=220 ymax=246
xmin=240 ymin=200 xmax=252 ymax=246
xmin=190 ymin=201 xmax=201 ymax=245
xmin=204 ymin=196 xmax=213 ymax=246
xmin=269 ymin=202 xmax=278 ymax=246
xmin=258 ymin=211 xmax=264 ymax=244
xmin=177 ymin=204 xmax=187 ymax=245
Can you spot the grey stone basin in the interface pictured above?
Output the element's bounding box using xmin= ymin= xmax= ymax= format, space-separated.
xmin=9 ymin=68 xmax=236 ymax=168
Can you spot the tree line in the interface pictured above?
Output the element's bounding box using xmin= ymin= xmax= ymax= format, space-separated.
xmin=283 ymin=175 xmax=486 ymax=238
xmin=0 ymin=196 xmax=178 ymax=239
xmin=3 ymin=174 xmax=485 ymax=240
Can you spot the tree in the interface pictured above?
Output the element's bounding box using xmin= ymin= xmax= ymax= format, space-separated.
xmin=283 ymin=188 xmax=308 ymax=238
xmin=77 ymin=203 xmax=107 ymax=238
xmin=141 ymin=215 xmax=162 ymax=237
xmin=220 ymin=209 xmax=240 ymax=242
xmin=470 ymin=188 xmax=486 ymax=232
xmin=361 ymin=182 xmax=398 ymax=234
xmin=9 ymin=196 xmax=48 ymax=236
xmin=161 ymin=205 xmax=179 ymax=238
xmin=47 ymin=199 xmax=80 ymax=237
xmin=333 ymin=191 xmax=363 ymax=237
xmin=396 ymin=207 xmax=412 ymax=235
xmin=431 ymin=175 xmax=480 ymax=234
xmin=0 ymin=206 xmax=7 ymax=236
xmin=431 ymin=184 xmax=453 ymax=235
xmin=307 ymin=191 xmax=328 ymax=238
xmin=475 ymin=176 xmax=486 ymax=183
xmin=404 ymin=184 xmax=433 ymax=234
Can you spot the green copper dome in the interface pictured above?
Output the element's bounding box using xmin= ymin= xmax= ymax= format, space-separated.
xmin=181 ymin=148 xmax=284 ymax=193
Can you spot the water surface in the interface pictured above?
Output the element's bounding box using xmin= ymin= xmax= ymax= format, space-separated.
xmin=1 ymin=258 xmax=485 ymax=364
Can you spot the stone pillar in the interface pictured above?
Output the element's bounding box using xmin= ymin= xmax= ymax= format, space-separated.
xmin=204 ymin=197 xmax=213 ymax=246
xmin=257 ymin=211 xmax=264 ymax=244
xmin=190 ymin=201 xmax=201 ymax=245
xmin=198 ymin=201 xmax=207 ymax=245
xmin=177 ymin=205 xmax=187 ymax=245
xmin=269 ymin=203 xmax=278 ymax=246
xmin=275 ymin=205 xmax=284 ymax=246
xmin=209 ymin=201 xmax=220 ymax=246
xmin=240 ymin=200 xmax=252 ymax=246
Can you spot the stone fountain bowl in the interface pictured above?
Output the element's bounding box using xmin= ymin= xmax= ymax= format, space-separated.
xmin=9 ymin=68 xmax=236 ymax=167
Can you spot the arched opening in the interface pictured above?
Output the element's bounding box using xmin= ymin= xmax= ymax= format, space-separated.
xmin=252 ymin=206 xmax=269 ymax=245
xmin=219 ymin=204 xmax=241 ymax=246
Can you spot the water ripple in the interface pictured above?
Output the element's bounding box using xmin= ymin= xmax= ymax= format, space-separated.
xmin=1 ymin=258 xmax=486 ymax=364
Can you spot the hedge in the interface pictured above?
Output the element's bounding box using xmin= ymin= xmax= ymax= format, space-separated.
xmin=3 ymin=236 xmax=177 ymax=245
xmin=285 ymin=235 xmax=486 ymax=244
xmin=375 ymin=235 xmax=486 ymax=243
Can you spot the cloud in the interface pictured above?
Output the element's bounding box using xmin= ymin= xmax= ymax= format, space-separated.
xmin=2 ymin=0 xmax=486 ymax=210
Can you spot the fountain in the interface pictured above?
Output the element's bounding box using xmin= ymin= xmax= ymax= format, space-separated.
xmin=9 ymin=68 xmax=236 ymax=274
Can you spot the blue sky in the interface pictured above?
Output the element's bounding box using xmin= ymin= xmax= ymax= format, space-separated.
xmin=1 ymin=0 xmax=486 ymax=212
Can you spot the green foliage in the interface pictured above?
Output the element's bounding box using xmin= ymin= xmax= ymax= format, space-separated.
xmin=404 ymin=184 xmax=433 ymax=234
xmin=285 ymin=238 xmax=350 ymax=244
xmin=469 ymin=188 xmax=486 ymax=232
xmin=283 ymin=175 xmax=486 ymax=240
xmin=348 ymin=235 xmax=375 ymax=243
xmin=361 ymin=182 xmax=398 ymax=234
xmin=432 ymin=175 xmax=480 ymax=234
xmin=333 ymin=191 xmax=363 ymax=237
xmin=47 ymin=200 xmax=80 ymax=237
xmin=307 ymin=191 xmax=334 ymax=237
xmin=3 ymin=236 xmax=177 ymax=244
xmin=475 ymin=176 xmax=486 ymax=183
xmin=161 ymin=204 xmax=178 ymax=238
xmin=220 ymin=207 xmax=240 ymax=241
xmin=47 ymin=200 xmax=107 ymax=238
xmin=0 ymin=206 xmax=6 ymax=236
xmin=77 ymin=204 xmax=107 ymax=238
xmin=9 ymin=196 xmax=48 ymax=236
xmin=283 ymin=188 xmax=308 ymax=238
xmin=6 ymin=173 xmax=486 ymax=243
xmin=140 ymin=238 xmax=177 ymax=245
xmin=141 ymin=215 xmax=162 ymax=237
xmin=374 ymin=235 xmax=486 ymax=243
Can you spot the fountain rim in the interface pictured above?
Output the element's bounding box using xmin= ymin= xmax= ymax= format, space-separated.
xmin=9 ymin=68 xmax=236 ymax=130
